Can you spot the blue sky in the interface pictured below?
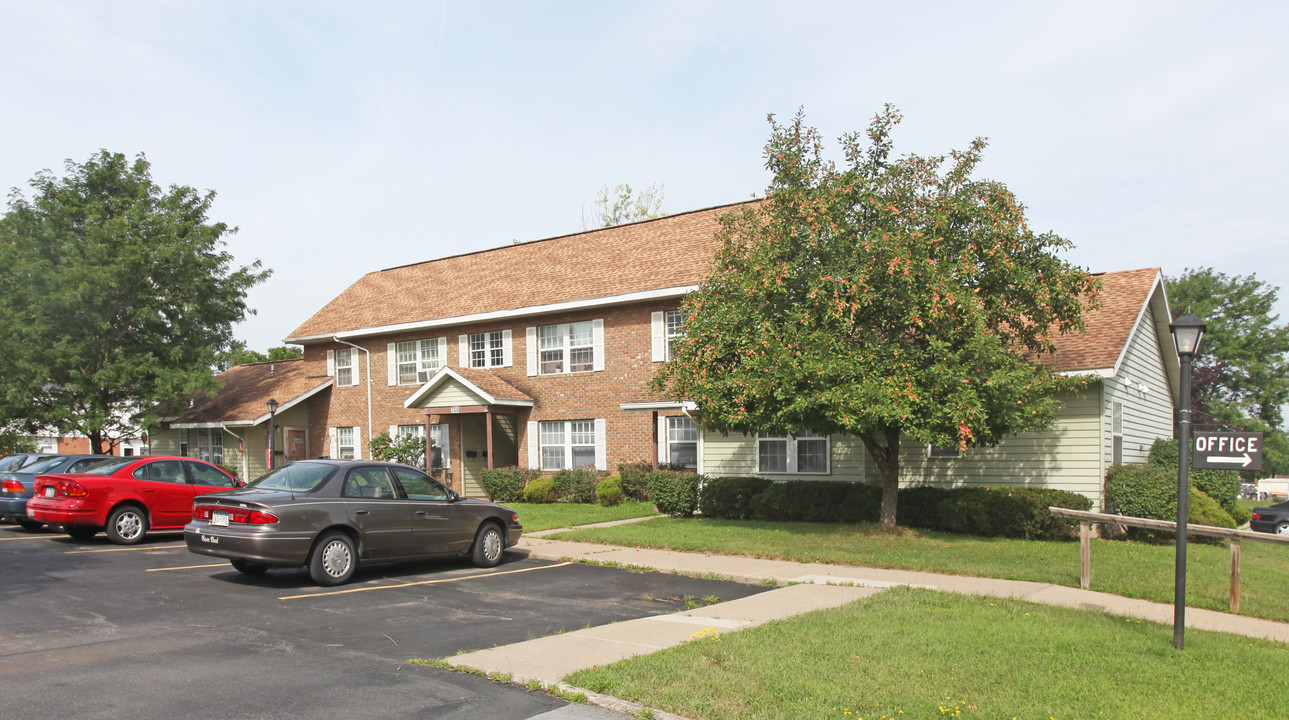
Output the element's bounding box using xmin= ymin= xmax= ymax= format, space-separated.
xmin=2 ymin=1 xmax=1285 ymax=351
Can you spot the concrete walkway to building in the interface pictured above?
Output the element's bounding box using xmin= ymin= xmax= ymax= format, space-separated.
xmin=446 ymin=520 xmax=1289 ymax=718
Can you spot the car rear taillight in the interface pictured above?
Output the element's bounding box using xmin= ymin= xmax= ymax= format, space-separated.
xmin=58 ymin=480 xmax=89 ymax=498
xmin=193 ymin=505 xmax=279 ymax=525
xmin=1252 ymin=512 xmax=1263 ymax=520
xmin=1 ymin=479 xmax=23 ymax=493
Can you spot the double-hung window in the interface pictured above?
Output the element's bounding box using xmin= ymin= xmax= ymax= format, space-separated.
xmin=528 ymin=320 xmax=603 ymax=375
xmin=536 ymin=420 xmax=601 ymax=471
xmin=651 ymin=310 xmax=686 ymax=362
xmin=428 ymin=424 xmax=450 ymax=470
xmin=1112 ymin=401 xmax=1123 ymax=465
xmin=179 ymin=429 xmax=189 ymax=457
xmin=334 ymin=427 xmax=360 ymax=460
xmin=459 ymin=330 xmax=511 ymax=369
xmin=196 ymin=429 xmax=224 ymax=466
xmin=392 ymin=339 xmax=444 ymax=384
xmin=666 ymin=416 xmax=698 ymax=469
xmin=665 ymin=310 xmax=686 ymax=360
xmin=327 ymin=348 xmax=357 ymax=386
xmin=757 ymin=431 xmax=830 ymax=474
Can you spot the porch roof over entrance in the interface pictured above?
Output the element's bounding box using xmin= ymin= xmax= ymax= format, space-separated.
xmin=403 ymin=367 xmax=534 ymax=410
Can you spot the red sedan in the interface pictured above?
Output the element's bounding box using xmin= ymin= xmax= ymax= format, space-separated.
xmin=28 ymin=456 xmax=242 ymax=545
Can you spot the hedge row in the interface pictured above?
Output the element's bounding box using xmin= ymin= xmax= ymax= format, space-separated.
xmin=698 ymin=476 xmax=1092 ymax=539
xmin=1103 ymin=463 xmax=1237 ymax=543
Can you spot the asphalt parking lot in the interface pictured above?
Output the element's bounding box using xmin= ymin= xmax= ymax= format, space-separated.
xmin=0 ymin=524 xmax=768 ymax=719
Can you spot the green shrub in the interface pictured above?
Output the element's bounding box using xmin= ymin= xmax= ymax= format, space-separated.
xmin=699 ymin=476 xmax=773 ymax=520
xmin=1105 ymin=462 xmax=1236 ymax=542
xmin=1147 ymin=438 xmax=1240 ymax=513
xmin=749 ymin=481 xmax=882 ymax=523
xmin=617 ymin=461 xmax=653 ymax=501
xmin=480 ymin=466 xmax=540 ymax=503
xmin=896 ymin=486 xmax=952 ymax=530
xmin=935 ymin=487 xmax=1091 ymax=540
xmin=1231 ymin=505 xmax=1252 ymax=525
xmin=596 ymin=476 xmax=625 ymax=507
xmin=552 ymin=468 xmax=606 ymax=503
xmin=523 ymin=476 xmax=558 ymax=503
xmin=648 ymin=470 xmax=701 ymax=517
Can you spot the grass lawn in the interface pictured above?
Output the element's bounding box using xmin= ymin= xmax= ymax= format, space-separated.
xmin=506 ymin=500 xmax=657 ymax=532
xmin=565 ymin=586 xmax=1287 ymax=720
xmin=549 ymin=517 xmax=1289 ymax=623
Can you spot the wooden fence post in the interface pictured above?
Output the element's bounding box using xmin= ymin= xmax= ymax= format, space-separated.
xmin=1230 ymin=538 xmax=1241 ymax=614
xmin=1080 ymin=519 xmax=1091 ymax=590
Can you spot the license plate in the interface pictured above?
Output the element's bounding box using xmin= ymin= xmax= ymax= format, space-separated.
xmin=44 ymin=487 xmax=54 ymax=498
xmin=210 ymin=511 xmax=230 ymax=527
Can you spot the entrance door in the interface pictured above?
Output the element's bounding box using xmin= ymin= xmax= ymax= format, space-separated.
xmin=460 ymin=417 xmax=487 ymax=498
xmin=284 ymin=428 xmax=307 ymax=462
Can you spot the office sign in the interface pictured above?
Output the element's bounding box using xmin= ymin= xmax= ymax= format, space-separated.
xmin=1192 ymin=432 xmax=1263 ymax=470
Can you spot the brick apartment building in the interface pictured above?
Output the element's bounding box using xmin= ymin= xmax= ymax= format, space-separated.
xmin=155 ymin=201 xmax=1179 ymax=510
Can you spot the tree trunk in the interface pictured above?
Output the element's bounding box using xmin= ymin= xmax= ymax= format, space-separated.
xmin=89 ymin=430 xmax=106 ymax=455
xmin=861 ymin=428 xmax=901 ymax=527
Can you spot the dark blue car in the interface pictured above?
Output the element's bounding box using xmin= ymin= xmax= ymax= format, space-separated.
xmin=0 ymin=454 xmax=115 ymax=530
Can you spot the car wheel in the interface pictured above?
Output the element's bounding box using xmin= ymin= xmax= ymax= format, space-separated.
xmin=17 ymin=520 xmax=43 ymax=532
xmin=471 ymin=522 xmax=505 ymax=568
xmin=309 ymin=532 xmax=357 ymax=586
xmin=230 ymin=559 xmax=269 ymax=576
xmin=1276 ymin=522 xmax=1289 ymax=536
xmin=65 ymin=526 xmax=98 ymax=541
xmin=105 ymin=505 xmax=148 ymax=545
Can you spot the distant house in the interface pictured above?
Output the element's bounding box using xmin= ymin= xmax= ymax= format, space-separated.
xmin=151 ymin=203 xmax=1179 ymax=510
xmin=150 ymin=359 xmax=332 ymax=481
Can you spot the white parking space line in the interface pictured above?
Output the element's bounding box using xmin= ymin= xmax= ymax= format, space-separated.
xmin=279 ymin=561 xmax=575 ymax=601
xmin=65 ymin=543 xmax=186 ymax=554
xmin=147 ymin=563 xmax=229 ymax=572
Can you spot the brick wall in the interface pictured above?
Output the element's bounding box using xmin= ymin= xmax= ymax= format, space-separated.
xmin=302 ymin=299 xmax=691 ymax=474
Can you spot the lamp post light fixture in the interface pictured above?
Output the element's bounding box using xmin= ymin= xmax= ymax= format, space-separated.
xmin=1169 ymin=312 xmax=1205 ymax=650
xmin=266 ymin=398 xmax=280 ymax=470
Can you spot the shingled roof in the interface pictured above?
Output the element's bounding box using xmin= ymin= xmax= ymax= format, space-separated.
xmin=286 ymin=202 xmax=751 ymax=342
xmin=1043 ymin=267 xmax=1166 ymax=375
xmin=166 ymin=359 xmax=333 ymax=426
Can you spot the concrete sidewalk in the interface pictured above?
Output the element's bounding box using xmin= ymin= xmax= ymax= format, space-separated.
xmin=447 ymin=526 xmax=1289 ymax=716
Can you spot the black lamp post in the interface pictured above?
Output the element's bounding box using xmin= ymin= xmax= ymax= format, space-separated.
xmin=266 ymin=398 xmax=279 ymax=470
xmin=1169 ymin=312 xmax=1205 ymax=650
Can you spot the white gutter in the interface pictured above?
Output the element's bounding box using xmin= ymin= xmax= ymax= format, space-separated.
xmin=287 ymin=286 xmax=699 ymax=344
xmin=334 ymin=337 xmax=373 ymax=455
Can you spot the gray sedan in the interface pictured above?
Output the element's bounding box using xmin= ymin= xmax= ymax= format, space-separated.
xmin=184 ymin=459 xmax=522 ymax=586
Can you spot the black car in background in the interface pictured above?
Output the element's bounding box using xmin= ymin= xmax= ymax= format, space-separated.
xmin=1249 ymin=501 xmax=1289 ymax=536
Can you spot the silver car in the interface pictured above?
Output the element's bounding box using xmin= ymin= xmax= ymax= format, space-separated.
xmin=184 ymin=459 xmax=523 ymax=586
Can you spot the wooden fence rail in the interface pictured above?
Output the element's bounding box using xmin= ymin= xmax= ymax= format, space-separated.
xmin=1048 ymin=507 xmax=1289 ymax=614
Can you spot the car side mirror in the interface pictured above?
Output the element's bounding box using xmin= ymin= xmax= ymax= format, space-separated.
xmin=448 ymin=490 xmax=460 ymax=502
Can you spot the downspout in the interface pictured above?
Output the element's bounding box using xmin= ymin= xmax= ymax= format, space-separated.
xmin=334 ymin=337 xmax=373 ymax=458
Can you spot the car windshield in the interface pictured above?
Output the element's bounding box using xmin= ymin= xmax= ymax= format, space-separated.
xmin=246 ymin=463 xmax=336 ymax=493
xmin=21 ymin=456 xmax=71 ymax=474
xmin=81 ymin=458 xmax=137 ymax=475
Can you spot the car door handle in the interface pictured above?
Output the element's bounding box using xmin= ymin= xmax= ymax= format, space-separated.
xmin=355 ymin=509 xmax=369 ymax=515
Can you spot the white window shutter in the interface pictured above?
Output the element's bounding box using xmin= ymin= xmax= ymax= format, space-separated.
xmin=458 ymin=335 xmax=468 ymax=367
xmin=436 ymin=337 xmax=448 ymax=369
xmin=658 ymin=416 xmax=668 ymax=464
xmin=387 ymin=343 xmax=397 ymax=386
xmin=651 ymin=312 xmax=665 ymax=362
xmin=594 ymin=419 xmax=607 ymax=471
xmin=502 ymin=329 xmax=513 ymax=367
xmin=328 ymin=428 xmax=338 ymax=459
xmin=389 ymin=425 xmax=397 ymax=439
xmin=527 ymin=421 xmax=539 ymax=469
xmin=592 ymin=319 xmax=605 ymax=372
xmin=354 ymin=426 xmax=363 ymax=460
xmin=326 ymin=350 xmax=336 ymax=376
xmin=525 ymin=327 xmax=537 ymax=376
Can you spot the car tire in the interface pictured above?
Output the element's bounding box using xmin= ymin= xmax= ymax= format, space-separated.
xmin=470 ymin=522 xmax=505 ymax=568
xmin=1276 ymin=522 xmax=1289 ymax=536
xmin=230 ymin=559 xmax=269 ymax=576
xmin=105 ymin=505 xmax=148 ymax=545
xmin=65 ymin=526 xmax=98 ymax=540
xmin=309 ymin=532 xmax=357 ymax=586
xmin=17 ymin=520 xmax=43 ymax=532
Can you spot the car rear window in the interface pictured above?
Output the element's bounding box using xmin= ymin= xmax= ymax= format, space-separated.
xmin=21 ymin=456 xmax=71 ymax=474
xmin=247 ymin=463 xmax=336 ymax=493
xmin=81 ymin=458 xmax=136 ymax=475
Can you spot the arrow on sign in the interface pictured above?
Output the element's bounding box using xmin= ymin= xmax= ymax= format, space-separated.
xmin=1205 ymin=454 xmax=1253 ymax=467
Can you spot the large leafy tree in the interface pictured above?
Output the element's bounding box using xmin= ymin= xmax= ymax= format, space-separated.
xmin=1167 ymin=267 xmax=1289 ymax=478
xmin=0 ymin=151 xmax=270 ymax=453
xmin=215 ymin=342 xmax=304 ymax=372
xmin=652 ymin=107 xmax=1099 ymax=526
xmin=580 ymin=183 xmax=665 ymax=230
